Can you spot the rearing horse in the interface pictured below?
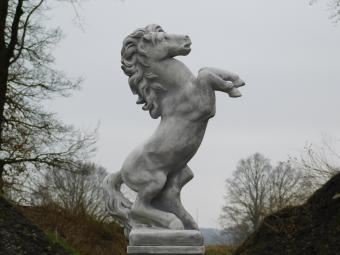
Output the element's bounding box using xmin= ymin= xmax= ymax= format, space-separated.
xmin=103 ymin=24 xmax=245 ymax=232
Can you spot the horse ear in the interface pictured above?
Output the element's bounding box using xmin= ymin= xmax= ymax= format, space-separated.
xmin=142 ymin=34 xmax=151 ymax=42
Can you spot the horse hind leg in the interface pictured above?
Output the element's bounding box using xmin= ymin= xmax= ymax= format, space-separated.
xmin=130 ymin=171 xmax=184 ymax=230
xmin=152 ymin=165 xmax=199 ymax=230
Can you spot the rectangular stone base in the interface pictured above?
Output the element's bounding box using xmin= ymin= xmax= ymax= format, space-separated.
xmin=127 ymin=229 xmax=204 ymax=255
xmin=127 ymin=245 xmax=205 ymax=255
xmin=129 ymin=229 xmax=203 ymax=246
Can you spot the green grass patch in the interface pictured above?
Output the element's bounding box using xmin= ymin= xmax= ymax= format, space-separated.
xmin=46 ymin=231 xmax=80 ymax=255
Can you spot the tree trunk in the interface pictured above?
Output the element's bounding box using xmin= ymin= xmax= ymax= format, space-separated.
xmin=0 ymin=164 xmax=4 ymax=195
xmin=0 ymin=40 xmax=9 ymax=192
xmin=0 ymin=0 xmax=9 ymax=196
xmin=0 ymin=58 xmax=8 ymax=145
xmin=0 ymin=0 xmax=24 ymax=144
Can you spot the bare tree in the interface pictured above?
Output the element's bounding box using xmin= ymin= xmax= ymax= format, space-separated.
xmin=293 ymin=138 xmax=340 ymax=192
xmin=33 ymin=162 xmax=108 ymax=221
xmin=310 ymin=0 xmax=340 ymax=23
xmin=220 ymin=153 xmax=305 ymax=245
xmin=220 ymin=153 xmax=271 ymax=243
xmin=267 ymin=161 xmax=305 ymax=214
xmin=0 ymin=0 xmax=95 ymax=195
xmin=222 ymin=222 xmax=250 ymax=246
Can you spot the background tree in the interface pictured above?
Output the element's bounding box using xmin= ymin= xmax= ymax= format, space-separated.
xmin=220 ymin=153 xmax=271 ymax=244
xmin=0 ymin=0 xmax=95 ymax=195
xmin=310 ymin=0 xmax=340 ymax=22
xmin=220 ymin=153 xmax=305 ymax=245
xmin=266 ymin=162 xmax=305 ymax=214
xmin=293 ymin=138 xmax=340 ymax=193
xmin=32 ymin=162 xmax=108 ymax=221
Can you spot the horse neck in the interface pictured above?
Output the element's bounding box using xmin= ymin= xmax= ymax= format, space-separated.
xmin=149 ymin=58 xmax=194 ymax=87
xmin=149 ymin=58 xmax=195 ymax=120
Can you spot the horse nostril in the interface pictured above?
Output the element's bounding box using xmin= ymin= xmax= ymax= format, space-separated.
xmin=185 ymin=35 xmax=190 ymax=39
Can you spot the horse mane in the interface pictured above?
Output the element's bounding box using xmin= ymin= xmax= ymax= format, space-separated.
xmin=121 ymin=24 xmax=166 ymax=119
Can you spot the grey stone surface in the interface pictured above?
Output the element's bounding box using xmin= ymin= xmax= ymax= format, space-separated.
xmin=103 ymin=24 xmax=245 ymax=236
xmin=127 ymin=245 xmax=205 ymax=255
xmin=129 ymin=229 xmax=203 ymax=246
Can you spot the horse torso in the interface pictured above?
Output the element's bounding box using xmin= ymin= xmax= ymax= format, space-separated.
xmin=124 ymin=59 xmax=216 ymax=173
xmin=142 ymin=76 xmax=216 ymax=171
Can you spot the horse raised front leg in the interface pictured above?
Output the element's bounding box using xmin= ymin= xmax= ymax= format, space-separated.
xmin=198 ymin=67 xmax=245 ymax=97
xmin=152 ymin=165 xmax=199 ymax=230
xmin=130 ymin=171 xmax=184 ymax=230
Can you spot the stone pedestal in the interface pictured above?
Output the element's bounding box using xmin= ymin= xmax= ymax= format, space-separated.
xmin=127 ymin=229 xmax=205 ymax=255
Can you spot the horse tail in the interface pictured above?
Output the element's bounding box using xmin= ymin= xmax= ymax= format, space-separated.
xmin=103 ymin=171 xmax=132 ymax=229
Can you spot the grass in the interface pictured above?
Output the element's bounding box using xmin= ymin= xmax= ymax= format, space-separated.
xmin=46 ymin=231 xmax=80 ymax=255
xmin=205 ymin=245 xmax=235 ymax=255
xmin=18 ymin=203 xmax=128 ymax=255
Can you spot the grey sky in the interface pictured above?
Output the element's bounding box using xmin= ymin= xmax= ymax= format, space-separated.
xmin=48 ymin=0 xmax=340 ymax=228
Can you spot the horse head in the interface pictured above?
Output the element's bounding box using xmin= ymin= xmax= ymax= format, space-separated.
xmin=140 ymin=26 xmax=192 ymax=61
xmin=121 ymin=24 xmax=191 ymax=119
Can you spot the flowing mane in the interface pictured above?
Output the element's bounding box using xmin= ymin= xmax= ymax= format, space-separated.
xmin=121 ymin=24 xmax=165 ymax=119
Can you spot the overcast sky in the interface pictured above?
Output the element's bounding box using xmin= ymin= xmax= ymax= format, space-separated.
xmin=48 ymin=0 xmax=340 ymax=228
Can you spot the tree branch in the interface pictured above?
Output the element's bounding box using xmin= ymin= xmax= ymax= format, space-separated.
xmin=0 ymin=0 xmax=8 ymax=51
xmin=9 ymin=0 xmax=45 ymax=66
xmin=7 ymin=0 xmax=24 ymax=63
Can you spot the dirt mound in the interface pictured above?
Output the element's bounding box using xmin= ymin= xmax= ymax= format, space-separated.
xmin=235 ymin=173 xmax=340 ymax=255
xmin=19 ymin=203 xmax=127 ymax=255
xmin=0 ymin=197 xmax=70 ymax=255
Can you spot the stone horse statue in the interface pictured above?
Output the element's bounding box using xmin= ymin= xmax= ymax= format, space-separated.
xmin=103 ymin=24 xmax=245 ymax=234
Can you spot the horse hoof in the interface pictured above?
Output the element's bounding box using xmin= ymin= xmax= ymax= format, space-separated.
xmin=233 ymin=78 xmax=245 ymax=88
xmin=169 ymin=218 xmax=184 ymax=230
xmin=228 ymin=88 xmax=242 ymax=98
